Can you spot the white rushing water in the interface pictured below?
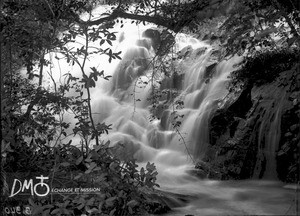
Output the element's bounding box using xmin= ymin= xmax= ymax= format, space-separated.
xmin=42 ymin=7 xmax=299 ymax=215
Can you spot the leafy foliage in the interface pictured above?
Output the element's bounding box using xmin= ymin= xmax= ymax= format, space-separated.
xmin=229 ymin=47 xmax=300 ymax=89
xmin=220 ymin=0 xmax=299 ymax=56
xmin=3 ymin=141 xmax=160 ymax=215
xmin=1 ymin=0 xmax=97 ymax=77
xmin=1 ymin=73 xmax=71 ymax=161
xmin=1 ymin=1 xmax=163 ymax=215
xmin=181 ymin=0 xmax=299 ymax=58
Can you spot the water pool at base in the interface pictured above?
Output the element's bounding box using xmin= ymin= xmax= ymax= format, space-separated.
xmin=159 ymin=180 xmax=299 ymax=215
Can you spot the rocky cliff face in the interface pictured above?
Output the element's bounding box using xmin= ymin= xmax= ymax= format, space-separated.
xmin=200 ymin=64 xmax=300 ymax=182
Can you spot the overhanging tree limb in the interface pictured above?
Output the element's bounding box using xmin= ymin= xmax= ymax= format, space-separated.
xmin=84 ymin=9 xmax=173 ymax=30
xmin=81 ymin=0 xmax=231 ymax=32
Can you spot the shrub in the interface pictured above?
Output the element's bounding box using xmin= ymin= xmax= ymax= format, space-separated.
xmin=229 ymin=47 xmax=300 ymax=89
xmin=3 ymin=141 xmax=160 ymax=216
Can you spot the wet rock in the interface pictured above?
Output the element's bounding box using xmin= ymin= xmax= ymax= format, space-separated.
xmin=206 ymin=66 xmax=300 ymax=182
xmin=145 ymin=200 xmax=171 ymax=214
xmin=160 ymin=73 xmax=184 ymax=91
xmin=245 ymin=116 xmax=256 ymax=127
xmin=211 ymin=49 xmax=221 ymax=59
xmin=178 ymin=45 xmax=193 ymax=59
xmin=277 ymin=142 xmax=290 ymax=156
xmin=202 ymin=34 xmax=210 ymax=41
xmin=285 ymin=132 xmax=293 ymax=137
xmin=290 ymin=124 xmax=298 ymax=132
xmin=147 ymin=128 xmax=167 ymax=149
xmin=173 ymin=73 xmax=185 ymax=89
xmin=207 ymin=169 xmax=223 ymax=179
xmin=195 ymin=161 xmax=211 ymax=173
xmin=289 ymin=91 xmax=300 ymax=100
xmin=111 ymin=46 xmax=150 ymax=91
xmin=188 ymin=168 xmax=207 ymax=179
xmin=142 ymin=28 xmax=161 ymax=51
xmin=194 ymin=47 xmax=207 ymax=57
xmin=142 ymin=28 xmax=175 ymax=56
xmin=194 ymin=161 xmax=223 ymax=179
xmin=158 ymin=30 xmax=175 ymax=54
xmin=112 ymin=139 xmax=141 ymax=161
xmin=204 ymin=63 xmax=217 ymax=79
xmin=160 ymin=110 xmax=171 ymax=130
xmin=210 ymin=34 xmax=218 ymax=41
xmin=145 ymin=190 xmax=199 ymax=214
xmin=292 ymin=99 xmax=298 ymax=106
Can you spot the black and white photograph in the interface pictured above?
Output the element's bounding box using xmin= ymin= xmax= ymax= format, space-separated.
xmin=0 ymin=0 xmax=299 ymax=215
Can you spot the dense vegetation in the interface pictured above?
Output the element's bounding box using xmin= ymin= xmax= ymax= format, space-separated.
xmin=230 ymin=47 xmax=300 ymax=89
xmin=0 ymin=1 xmax=161 ymax=215
xmin=1 ymin=0 xmax=299 ymax=215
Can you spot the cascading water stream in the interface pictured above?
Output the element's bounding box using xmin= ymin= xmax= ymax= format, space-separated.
xmin=42 ymin=7 xmax=298 ymax=214
xmin=252 ymin=84 xmax=288 ymax=179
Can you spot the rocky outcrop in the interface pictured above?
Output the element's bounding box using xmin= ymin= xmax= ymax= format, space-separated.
xmin=142 ymin=28 xmax=175 ymax=56
xmin=202 ymin=64 xmax=300 ymax=182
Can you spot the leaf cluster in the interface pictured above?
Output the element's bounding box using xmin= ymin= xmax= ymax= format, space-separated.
xmin=4 ymin=142 xmax=160 ymax=216
xmin=1 ymin=2 xmax=165 ymax=215
xmin=2 ymin=74 xmax=71 ymax=153
xmin=229 ymin=47 xmax=300 ymax=89
xmin=1 ymin=0 xmax=97 ymax=75
xmin=220 ymin=0 xmax=299 ymax=57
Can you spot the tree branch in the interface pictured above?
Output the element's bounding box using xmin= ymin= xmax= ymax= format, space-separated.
xmin=84 ymin=9 xmax=174 ymax=30
xmin=82 ymin=0 xmax=230 ymax=33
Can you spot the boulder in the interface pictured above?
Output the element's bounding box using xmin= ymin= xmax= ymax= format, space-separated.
xmin=142 ymin=28 xmax=175 ymax=56
xmin=204 ymin=66 xmax=300 ymax=182
xmin=142 ymin=28 xmax=161 ymax=51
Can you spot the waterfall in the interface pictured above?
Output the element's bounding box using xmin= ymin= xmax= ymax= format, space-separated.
xmin=82 ymin=29 xmax=244 ymax=186
xmin=40 ymin=10 xmax=298 ymax=215
xmin=252 ymin=84 xmax=287 ymax=179
xmin=43 ymin=20 xmax=243 ymax=186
